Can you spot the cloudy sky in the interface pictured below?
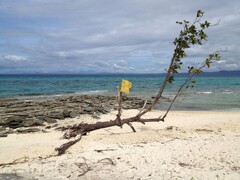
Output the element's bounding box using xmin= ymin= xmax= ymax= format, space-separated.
xmin=0 ymin=0 xmax=239 ymax=74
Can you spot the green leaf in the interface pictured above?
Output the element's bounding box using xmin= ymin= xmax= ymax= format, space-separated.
xmin=189 ymin=26 xmax=197 ymax=34
xmin=199 ymin=30 xmax=208 ymax=40
xmin=209 ymin=54 xmax=214 ymax=59
xmin=197 ymin=10 xmax=204 ymax=18
xmin=192 ymin=69 xmax=202 ymax=74
xmin=205 ymin=21 xmax=210 ymax=27
xmin=168 ymin=76 xmax=174 ymax=84
xmin=188 ymin=66 xmax=194 ymax=73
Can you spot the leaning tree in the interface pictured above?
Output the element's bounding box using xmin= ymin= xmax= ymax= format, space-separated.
xmin=56 ymin=10 xmax=221 ymax=155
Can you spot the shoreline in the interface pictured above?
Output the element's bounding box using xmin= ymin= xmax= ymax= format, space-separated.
xmin=0 ymin=110 xmax=240 ymax=179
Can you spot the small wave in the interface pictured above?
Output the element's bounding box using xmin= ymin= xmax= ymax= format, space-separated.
xmin=48 ymin=90 xmax=109 ymax=97
xmin=197 ymin=91 xmax=213 ymax=94
xmin=73 ymin=90 xmax=109 ymax=95
xmin=53 ymin=94 xmax=65 ymax=97
xmin=222 ymin=90 xmax=233 ymax=94
xmin=15 ymin=90 xmax=109 ymax=101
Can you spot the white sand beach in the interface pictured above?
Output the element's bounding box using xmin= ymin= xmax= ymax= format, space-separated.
xmin=0 ymin=110 xmax=240 ymax=180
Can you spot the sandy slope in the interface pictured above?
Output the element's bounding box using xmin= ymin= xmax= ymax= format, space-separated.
xmin=0 ymin=110 xmax=240 ymax=180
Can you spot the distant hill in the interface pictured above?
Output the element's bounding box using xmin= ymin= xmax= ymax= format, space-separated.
xmin=197 ymin=70 xmax=240 ymax=77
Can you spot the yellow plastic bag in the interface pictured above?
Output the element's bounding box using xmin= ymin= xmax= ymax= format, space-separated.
xmin=120 ymin=79 xmax=132 ymax=94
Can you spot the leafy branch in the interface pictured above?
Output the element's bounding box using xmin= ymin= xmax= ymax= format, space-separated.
xmin=138 ymin=10 xmax=221 ymax=117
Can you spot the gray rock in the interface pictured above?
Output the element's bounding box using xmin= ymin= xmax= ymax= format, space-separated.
xmin=91 ymin=114 xmax=100 ymax=119
xmin=67 ymin=103 xmax=78 ymax=108
xmin=4 ymin=116 xmax=25 ymax=129
xmin=84 ymin=100 xmax=93 ymax=104
xmin=81 ymin=103 xmax=90 ymax=108
xmin=0 ymin=173 xmax=28 ymax=180
xmin=69 ymin=110 xmax=79 ymax=118
xmin=0 ymin=118 xmax=8 ymax=126
xmin=51 ymin=124 xmax=59 ymax=128
xmin=0 ymin=133 xmax=8 ymax=137
xmin=122 ymin=104 xmax=132 ymax=109
xmin=16 ymin=128 xmax=41 ymax=133
xmin=37 ymin=116 xmax=57 ymax=123
xmin=63 ymin=109 xmax=71 ymax=117
xmin=0 ymin=128 xmax=9 ymax=137
xmin=45 ymin=117 xmax=57 ymax=123
xmin=83 ymin=107 xmax=93 ymax=113
xmin=47 ymin=111 xmax=64 ymax=120
xmin=23 ymin=118 xmax=45 ymax=127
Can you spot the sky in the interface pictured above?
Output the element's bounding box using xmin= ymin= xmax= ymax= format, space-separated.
xmin=0 ymin=0 xmax=240 ymax=74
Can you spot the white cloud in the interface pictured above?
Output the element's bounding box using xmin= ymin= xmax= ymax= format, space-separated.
xmin=113 ymin=64 xmax=122 ymax=70
xmin=0 ymin=55 xmax=27 ymax=62
xmin=225 ymin=63 xmax=238 ymax=69
xmin=113 ymin=60 xmax=128 ymax=70
xmin=95 ymin=61 xmax=110 ymax=67
xmin=112 ymin=59 xmax=136 ymax=72
xmin=216 ymin=60 xmax=226 ymax=64
xmin=117 ymin=60 xmax=128 ymax=67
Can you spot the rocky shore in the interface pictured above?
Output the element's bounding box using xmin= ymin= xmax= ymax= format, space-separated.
xmin=0 ymin=95 xmax=145 ymax=137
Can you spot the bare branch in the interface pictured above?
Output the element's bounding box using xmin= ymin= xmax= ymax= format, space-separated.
xmin=127 ymin=122 xmax=136 ymax=132
xmin=116 ymin=90 xmax=123 ymax=128
xmin=137 ymin=100 xmax=147 ymax=115
xmin=210 ymin=19 xmax=221 ymax=27
xmin=55 ymin=134 xmax=82 ymax=155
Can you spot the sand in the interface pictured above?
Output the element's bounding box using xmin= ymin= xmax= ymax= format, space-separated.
xmin=0 ymin=110 xmax=240 ymax=179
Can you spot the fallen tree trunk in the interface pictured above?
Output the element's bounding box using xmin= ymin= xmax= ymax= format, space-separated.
xmin=55 ymin=115 xmax=164 ymax=155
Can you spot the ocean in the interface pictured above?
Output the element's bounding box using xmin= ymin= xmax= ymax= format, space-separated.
xmin=0 ymin=72 xmax=239 ymax=111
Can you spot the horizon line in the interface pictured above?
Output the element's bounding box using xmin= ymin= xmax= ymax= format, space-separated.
xmin=0 ymin=70 xmax=240 ymax=76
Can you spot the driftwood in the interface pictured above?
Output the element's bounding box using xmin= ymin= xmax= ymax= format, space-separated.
xmin=55 ymin=10 xmax=222 ymax=155
xmin=55 ymin=110 xmax=165 ymax=155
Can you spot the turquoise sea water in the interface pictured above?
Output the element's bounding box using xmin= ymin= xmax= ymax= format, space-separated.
xmin=0 ymin=73 xmax=239 ymax=111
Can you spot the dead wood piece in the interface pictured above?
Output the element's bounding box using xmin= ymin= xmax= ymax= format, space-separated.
xmin=179 ymin=162 xmax=192 ymax=167
xmin=165 ymin=126 xmax=179 ymax=131
xmin=160 ymin=137 xmax=180 ymax=144
xmin=94 ymin=149 xmax=117 ymax=153
xmin=75 ymin=162 xmax=92 ymax=177
xmin=127 ymin=122 xmax=136 ymax=132
xmin=116 ymin=91 xmax=123 ymax=128
xmin=0 ymin=156 xmax=29 ymax=168
xmin=97 ymin=158 xmax=115 ymax=166
xmin=55 ymin=134 xmax=82 ymax=155
xmin=195 ymin=129 xmax=214 ymax=133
